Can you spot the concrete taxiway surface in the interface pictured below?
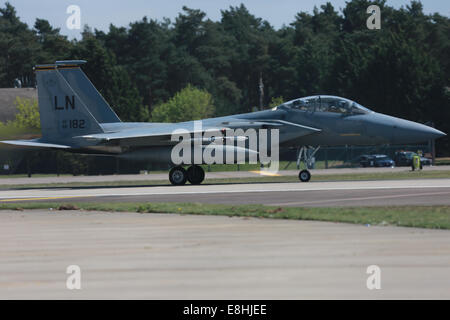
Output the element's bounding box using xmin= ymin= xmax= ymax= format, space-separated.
xmin=1 ymin=179 xmax=450 ymax=207
xmin=1 ymin=165 xmax=449 ymax=186
xmin=0 ymin=210 xmax=448 ymax=299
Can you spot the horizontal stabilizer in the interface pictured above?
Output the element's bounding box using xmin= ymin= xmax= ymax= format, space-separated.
xmin=0 ymin=139 xmax=71 ymax=149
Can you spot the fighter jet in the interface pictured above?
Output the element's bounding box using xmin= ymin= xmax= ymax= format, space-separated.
xmin=1 ymin=60 xmax=446 ymax=184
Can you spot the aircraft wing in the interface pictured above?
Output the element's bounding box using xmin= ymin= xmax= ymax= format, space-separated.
xmin=0 ymin=139 xmax=71 ymax=149
xmin=1 ymin=119 xmax=321 ymax=149
xmin=76 ymin=119 xmax=321 ymax=147
xmin=77 ymin=123 xmax=225 ymax=145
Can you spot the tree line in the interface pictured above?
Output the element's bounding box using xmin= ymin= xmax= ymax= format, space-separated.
xmin=0 ymin=0 xmax=449 ymax=155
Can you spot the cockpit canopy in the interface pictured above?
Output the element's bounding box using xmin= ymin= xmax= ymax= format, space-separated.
xmin=276 ymin=95 xmax=372 ymax=115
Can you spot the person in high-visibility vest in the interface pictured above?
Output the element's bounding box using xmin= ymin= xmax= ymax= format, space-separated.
xmin=412 ymin=154 xmax=421 ymax=171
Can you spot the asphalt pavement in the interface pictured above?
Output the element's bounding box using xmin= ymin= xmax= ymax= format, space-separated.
xmin=1 ymin=179 xmax=450 ymax=207
xmin=1 ymin=210 xmax=448 ymax=299
xmin=1 ymin=165 xmax=449 ymax=186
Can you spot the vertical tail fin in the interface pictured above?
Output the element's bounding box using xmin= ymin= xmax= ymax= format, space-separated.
xmin=35 ymin=61 xmax=104 ymax=140
xmin=56 ymin=60 xmax=121 ymax=123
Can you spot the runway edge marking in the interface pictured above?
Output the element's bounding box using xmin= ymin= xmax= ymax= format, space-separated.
xmin=2 ymin=184 xmax=450 ymax=200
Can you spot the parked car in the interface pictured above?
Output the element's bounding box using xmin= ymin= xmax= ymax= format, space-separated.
xmin=394 ymin=151 xmax=431 ymax=167
xmin=360 ymin=154 xmax=395 ymax=167
xmin=358 ymin=154 xmax=372 ymax=167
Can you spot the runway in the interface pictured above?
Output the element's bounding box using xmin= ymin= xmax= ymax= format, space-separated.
xmin=1 ymin=165 xmax=449 ymax=186
xmin=2 ymin=176 xmax=449 ymax=299
xmin=1 ymin=210 xmax=449 ymax=299
xmin=2 ymin=179 xmax=450 ymax=207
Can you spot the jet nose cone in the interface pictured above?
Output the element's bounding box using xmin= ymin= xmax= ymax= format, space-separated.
xmin=366 ymin=113 xmax=446 ymax=144
xmin=426 ymin=127 xmax=446 ymax=139
xmin=394 ymin=120 xmax=446 ymax=143
xmin=413 ymin=124 xmax=446 ymax=140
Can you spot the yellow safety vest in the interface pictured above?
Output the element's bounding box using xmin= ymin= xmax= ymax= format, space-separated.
xmin=413 ymin=155 xmax=421 ymax=169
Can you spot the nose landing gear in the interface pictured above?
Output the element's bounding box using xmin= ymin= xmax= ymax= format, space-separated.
xmin=296 ymin=146 xmax=320 ymax=182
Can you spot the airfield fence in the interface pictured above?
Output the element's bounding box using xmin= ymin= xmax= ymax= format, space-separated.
xmin=0 ymin=143 xmax=433 ymax=176
xmin=280 ymin=143 xmax=432 ymax=169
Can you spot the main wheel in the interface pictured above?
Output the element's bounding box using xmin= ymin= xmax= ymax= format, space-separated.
xmin=299 ymin=169 xmax=311 ymax=182
xmin=187 ymin=165 xmax=205 ymax=185
xmin=169 ymin=166 xmax=187 ymax=185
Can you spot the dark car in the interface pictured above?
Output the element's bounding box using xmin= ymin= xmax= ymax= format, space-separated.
xmin=360 ymin=154 xmax=395 ymax=167
xmin=394 ymin=151 xmax=432 ymax=167
xmin=371 ymin=154 xmax=395 ymax=167
xmin=358 ymin=155 xmax=372 ymax=167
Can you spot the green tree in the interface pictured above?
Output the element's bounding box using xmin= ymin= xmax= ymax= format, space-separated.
xmin=11 ymin=97 xmax=40 ymax=129
xmin=268 ymin=96 xmax=284 ymax=108
xmin=99 ymin=18 xmax=174 ymax=109
xmin=0 ymin=1 xmax=449 ymax=155
xmin=220 ymin=4 xmax=273 ymax=112
xmin=34 ymin=18 xmax=72 ymax=63
xmin=151 ymin=85 xmax=214 ymax=122
xmin=0 ymin=97 xmax=39 ymax=143
xmin=0 ymin=2 xmax=40 ymax=87
xmin=71 ymin=30 xmax=148 ymax=121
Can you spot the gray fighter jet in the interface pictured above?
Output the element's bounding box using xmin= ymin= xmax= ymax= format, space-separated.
xmin=1 ymin=60 xmax=446 ymax=184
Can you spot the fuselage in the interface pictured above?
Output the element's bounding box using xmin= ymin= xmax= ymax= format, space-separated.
xmin=96 ymin=99 xmax=444 ymax=147
xmin=63 ymin=95 xmax=445 ymax=164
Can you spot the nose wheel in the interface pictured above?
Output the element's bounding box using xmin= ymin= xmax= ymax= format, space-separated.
xmin=299 ymin=169 xmax=311 ymax=182
xmin=296 ymin=146 xmax=319 ymax=182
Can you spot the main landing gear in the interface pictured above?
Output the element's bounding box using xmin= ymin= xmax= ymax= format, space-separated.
xmin=169 ymin=165 xmax=205 ymax=186
xmin=296 ymin=146 xmax=320 ymax=182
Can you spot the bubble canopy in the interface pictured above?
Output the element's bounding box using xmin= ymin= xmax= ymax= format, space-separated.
xmin=276 ymin=95 xmax=372 ymax=115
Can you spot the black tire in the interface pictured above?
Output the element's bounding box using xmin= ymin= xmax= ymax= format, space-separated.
xmin=299 ymin=169 xmax=311 ymax=182
xmin=169 ymin=166 xmax=187 ymax=186
xmin=187 ymin=165 xmax=205 ymax=185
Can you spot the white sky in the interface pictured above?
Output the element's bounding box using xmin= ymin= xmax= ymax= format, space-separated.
xmin=4 ymin=0 xmax=450 ymax=39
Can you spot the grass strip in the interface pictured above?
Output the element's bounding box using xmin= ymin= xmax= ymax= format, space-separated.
xmin=1 ymin=201 xmax=449 ymax=230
